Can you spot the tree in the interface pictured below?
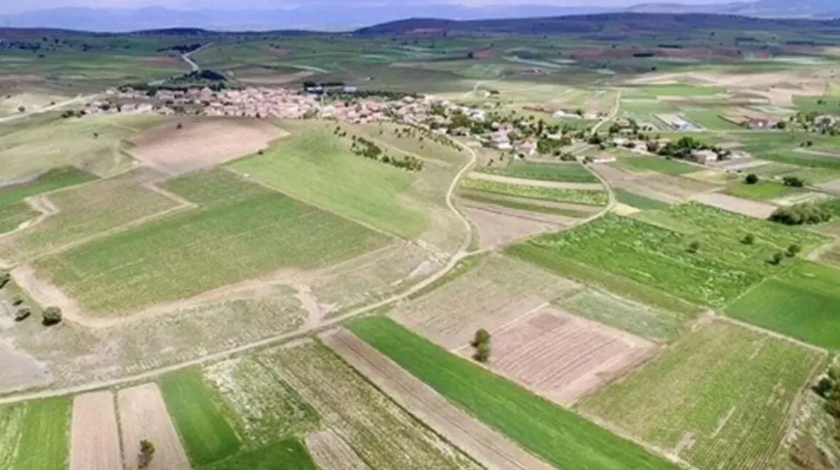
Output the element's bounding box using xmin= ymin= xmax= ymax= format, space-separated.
xmin=816 ymin=376 xmax=836 ymax=398
xmin=787 ymin=243 xmax=802 ymax=257
xmin=10 ymin=294 xmax=23 ymax=306
xmin=771 ymin=251 xmax=785 ymax=265
xmin=0 ymin=271 xmax=10 ymax=289
xmin=743 ymin=233 xmax=755 ymax=245
xmin=473 ymin=342 xmax=491 ymax=363
xmin=139 ymin=439 xmax=156 ymax=469
xmin=176 ymin=123 xmax=183 ymax=130
xmin=687 ymin=241 xmax=701 ymax=254
xmin=14 ymin=305 xmax=31 ymax=322
xmin=775 ymin=120 xmax=787 ymax=130
xmin=42 ymin=306 xmax=62 ymax=326
xmin=782 ymin=176 xmax=805 ymax=188
xmin=744 ymin=173 xmax=759 ymax=185
xmin=471 ymin=328 xmax=490 ymax=348
xmin=17 ymin=106 xmax=25 ymax=113
xmin=769 ymin=203 xmax=832 ymax=226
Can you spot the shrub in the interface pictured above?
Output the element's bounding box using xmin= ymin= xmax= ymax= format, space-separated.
xmin=745 ymin=173 xmax=759 ymax=185
xmin=816 ymin=376 xmax=836 ymax=398
xmin=787 ymin=244 xmax=802 ymax=257
xmin=471 ymin=328 xmax=491 ymax=348
xmin=42 ymin=306 xmax=62 ymax=326
xmin=771 ymin=251 xmax=785 ymax=265
xmin=14 ymin=306 xmax=31 ymax=322
xmin=473 ymin=342 xmax=491 ymax=363
xmin=782 ymin=176 xmax=806 ymax=188
xmin=687 ymin=241 xmax=701 ymax=253
xmin=0 ymin=271 xmax=9 ymax=289
xmin=743 ymin=233 xmax=755 ymax=245
xmin=10 ymin=294 xmax=23 ymax=306
xmin=139 ymin=439 xmax=156 ymax=469
xmin=769 ymin=203 xmax=832 ymax=226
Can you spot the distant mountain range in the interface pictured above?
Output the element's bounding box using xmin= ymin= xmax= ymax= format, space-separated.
xmin=0 ymin=0 xmax=838 ymax=33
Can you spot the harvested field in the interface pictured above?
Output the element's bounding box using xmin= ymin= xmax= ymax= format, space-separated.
xmin=688 ymin=192 xmax=777 ymax=219
xmin=69 ymin=392 xmax=121 ymax=470
xmin=471 ymin=306 xmax=656 ymax=405
xmin=117 ymin=383 xmax=190 ymax=470
xmin=460 ymin=202 xmax=569 ymax=249
xmin=129 ymin=118 xmax=287 ymax=175
xmin=0 ymin=168 xmax=183 ymax=264
xmin=306 ymin=430 xmax=371 ymax=470
xmin=350 ymin=316 xmax=680 ymax=470
xmin=324 ymin=328 xmax=555 ymax=470
xmin=466 ymin=172 xmax=603 ymax=190
xmin=264 ymin=341 xmax=482 ymax=470
xmin=392 ymin=254 xmax=579 ymax=349
xmin=0 ymin=340 xmax=52 ymax=394
xmin=580 ymin=320 xmax=825 ymax=470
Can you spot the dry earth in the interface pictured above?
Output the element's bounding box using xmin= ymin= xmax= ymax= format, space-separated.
xmin=591 ymin=164 xmax=684 ymax=203
xmin=128 ymin=118 xmax=287 ymax=174
xmin=460 ymin=202 xmax=570 ymax=249
xmin=70 ymin=391 xmax=122 ymax=470
xmin=306 ymin=429 xmax=372 ymax=470
xmin=323 ymin=329 xmax=556 ymax=470
xmin=816 ymin=178 xmax=840 ymax=194
xmin=0 ymin=339 xmax=52 ymax=393
xmin=117 ymin=383 xmax=190 ymax=470
xmin=611 ymin=203 xmax=641 ymax=216
xmin=689 ymin=192 xmax=777 ymax=219
xmin=459 ymin=306 xmax=656 ymax=406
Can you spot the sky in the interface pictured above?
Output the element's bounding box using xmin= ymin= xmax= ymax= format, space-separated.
xmin=5 ymin=0 xmax=738 ymax=14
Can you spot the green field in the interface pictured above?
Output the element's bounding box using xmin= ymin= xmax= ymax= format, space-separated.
xmin=580 ymin=320 xmax=824 ymax=470
xmin=35 ymin=169 xmax=387 ymax=314
xmin=681 ymin=109 xmax=744 ymax=131
xmin=459 ymin=191 xmax=593 ymax=217
xmin=475 ymin=161 xmax=599 ymax=183
xmin=723 ymin=180 xmax=805 ymax=201
xmin=0 ymin=397 xmax=70 ymax=470
xmin=0 ymin=167 xmax=96 ymax=234
xmin=160 ymin=369 xmax=242 ymax=466
xmin=349 ymin=316 xmax=680 ymax=470
xmin=557 ymin=288 xmax=685 ymax=342
xmin=726 ymin=261 xmax=840 ymax=349
xmin=614 ymin=188 xmax=671 ymax=210
xmin=201 ymin=440 xmax=318 ymax=470
xmin=612 ymin=156 xmax=698 ymax=175
xmin=0 ymin=168 xmax=180 ymax=263
xmin=461 ymin=178 xmax=607 ymax=205
xmin=507 ymin=204 xmax=829 ymax=307
xmin=204 ymin=357 xmax=320 ymax=446
xmin=230 ymin=121 xmax=427 ymax=239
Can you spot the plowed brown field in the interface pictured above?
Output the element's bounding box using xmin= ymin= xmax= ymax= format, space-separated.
xmin=70 ymin=391 xmax=122 ymax=470
xmin=117 ymin=383 xmax=190 ymax=470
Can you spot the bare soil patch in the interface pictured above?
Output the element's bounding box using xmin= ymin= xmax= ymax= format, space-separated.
xmin=129 ymin=118 xmax=287 ymax=175
xmin=689 ymin=192 xmax=777 ymax=219
xmin=592 ymin=164 xmax=683 ymax=203
xmin=0 ymin=339 xmax=52 ymax=394
xmin=70 ymin=391 xmax=122 ymax=470
xmin=306 ymin=429 xmax=371 ymax=470
xmin=612 ymin=203 xmax=641 ymax=216
xmin=117 ymin=383 xmax=190 ymax=470
xmin=392 ymin=254 xmax=579 ymax=350
xmin=324 ymin=329 xmax=555 ymax=470
xmin=466 ymin=172 xmax=604 ymax=190
xmin=462 ymin=306 xmax=655 ymax=406
xmin=461 ymin=202 xmax=569 ymax=250
xmin=816 ymin=178 xmax=840 ymax=194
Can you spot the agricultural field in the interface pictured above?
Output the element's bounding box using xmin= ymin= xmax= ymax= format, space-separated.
xmin=580 ymin=320 xmax=824 ymax=470
xmin=461 ymin=177 xmax=608 ymax=205
xmin=33 ymin=169 xmax=387 ymax=314
xmin=202 ymin=440 xmax=318 ymax=470
xmin=726 ymin=260 xmax=840 ymax=349
xmin=613 ymin=188 xmax=671 ymax=211
xmin=475 ymin=161 xmax=599 ymax=183
xmin=391 ymin=253 xmax=580 ymax=349
xmin=349 ymin=316 xmax=681 ymax=470
xmin=0 ymin=168 xmax=180 ymax=264
xmin=459 ymin=191 xmax=596 ymax=217
xmin=508 ymin=204 xmax=829 ymax=308
xmin=159 ymin=369 xmax=242 ymax=466
xmin=229 ymin=120 xmax=427 ymax=239
xmin=262 ymin=341 xmax=483 ymax=470
xmin=612 ymin=156 xmax=698 ymax=175
xmin=0 ymin=397 xmax=71 ymax=470
xmin=117 ymin=383 xmax=191 ymax=470
xmin=69 ymin=392 xmax=121 ymax=470
xmin=723 ymin=180 xmax=806 ymax=201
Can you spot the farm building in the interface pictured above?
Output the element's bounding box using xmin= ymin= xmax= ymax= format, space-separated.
xmin=692 ymin=149 xmax=718 ymax=164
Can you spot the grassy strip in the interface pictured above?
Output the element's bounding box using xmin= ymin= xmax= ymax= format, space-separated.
xmin=460 ymin=192 xmax=592 ymax=218
xmin=160 ymin=369 xmax=242 ymax=466
xmin=723 ymin=180 xmax=804 ymax=201
xmin=613 ymin=156 xmax=697 ymax=176
xmin=614 ymin=189 xmax=670 ymax=211
xmin=475 ymin=161 xmax=599 ymax=183
xmin=462 ymin=178 xmax=607 ymax=205
xmin=200 ymin=439 xmax=317 ymax=470
xmin=407 ymin=253 xmax=484 ymax=300
xmin=506 ymin=242 xmax=701 ymax=316
xmin=0 ymin=202 xmax=37 ymax=234
xmin=348 ymin=317 xmax=681 ymax=470
xmin=0 ymin=167 xmax=95 ymax=208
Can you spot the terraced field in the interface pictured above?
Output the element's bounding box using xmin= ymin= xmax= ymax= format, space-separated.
xmin=34 ymin=169 xmax=387 ymax=314
xmin=462 ymin=178 xmax=608 ymax=205
xmin=0 ymin=397 xmax=70 ymax=470
xmin=263 ymin=341 xmax=483 ymax=470
xmin=349 ymin=316 xmax=680 ymax=470
xmin=580 ymin=320 xmax=824 ymax=470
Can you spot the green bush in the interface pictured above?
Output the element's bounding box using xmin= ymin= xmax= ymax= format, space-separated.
xmin=743 ymin=234 xmax=755 ymax=245
xmin=745 ymin=173 xmax=759 ymax=185
xmin=42 ymin=306 xmax=62 ymax=326
xmin=769 ymin=203 xmax=833 ymax=226
xmin=0 ymin=272 xmax=10 ymax=289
